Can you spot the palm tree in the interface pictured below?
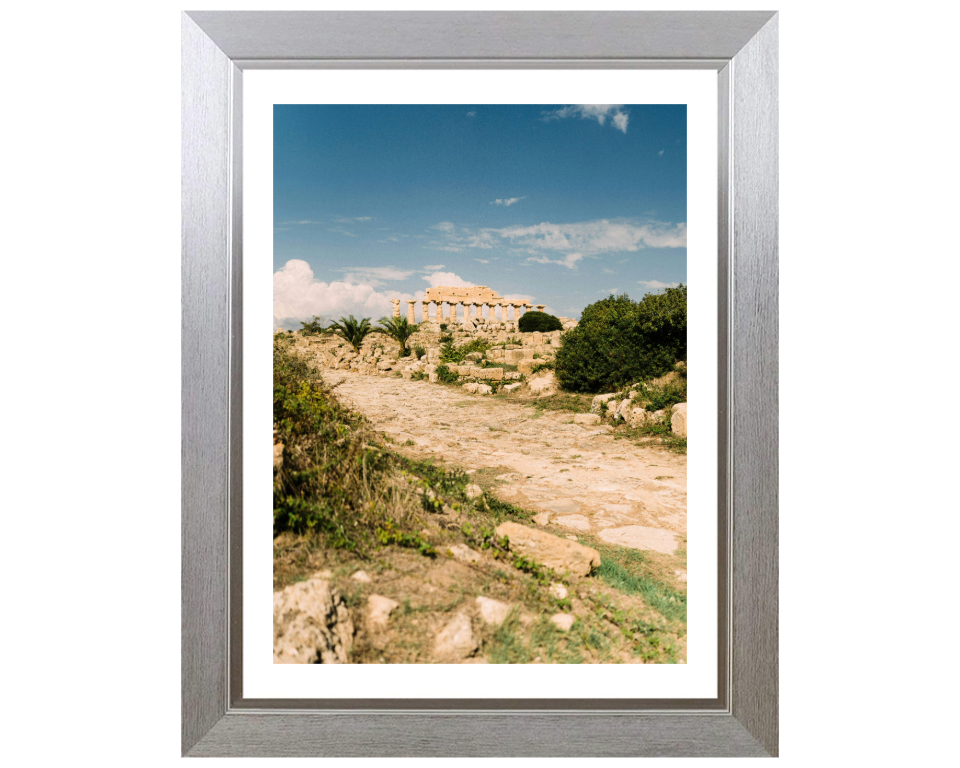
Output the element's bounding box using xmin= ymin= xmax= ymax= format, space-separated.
xmin=376 ymin=316 xmax=420 ymax=357
xmin=324 ymin=315 xmax=375 ymax=353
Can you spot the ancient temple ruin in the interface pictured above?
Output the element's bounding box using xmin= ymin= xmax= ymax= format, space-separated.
xmin=390 ymin=286 xmax=546 ymax=324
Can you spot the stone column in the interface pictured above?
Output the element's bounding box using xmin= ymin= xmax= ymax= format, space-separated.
xmin=450 ymin=301 xmax=458 ymax=324
xmin=500 ymin=302 xmax=509 ymax=322
xmin=407 ymin=301 xmax=416 ymax=323
xmin=433 ymin=302 xmax=442 ymax=323
xmin=535 ymin=304 xmax=545 ymax=313
xmin=421 ymin=300 xmax=429 ymax=323
xmin=391 ymin=299 xmax=400 ymax=318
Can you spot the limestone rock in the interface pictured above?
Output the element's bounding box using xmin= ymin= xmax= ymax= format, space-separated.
xmin=590 ymin=393 xmax=617 ymax=413
xmin=532 ymin=512 xmax=550 ymax=526
xmin=465 ymin=483 xmax=483 ymax=499
xmin=527 ymin=371 xmax=557 ymax=396
xmin=573 ymin=413 xmax=600 ymax=425
xmin=495 ymin=521 xmax=601 ymax=577
xmin=366 ymin=594 xmax=400 ymax=632
xmin=434 ymin=613 xmax=478 ymax=662
xmin=428 ymin=372 xmax=439 ymax=383
xmin=474 ymin=367 xmax=504 ymax=381
xmin=351 ymin=570 xmax=373 ymax=583
xmin=273 ymin=442 xmax=284 ymax=469
xmin=549 ymin=583 xmax=568 ymax=600
xmin=463 ymin=383 xmax=480 ymax=393
xmin=476 ymin=384 xmax=492 ymax=395
xmin=449 ymin=543 xmax=481 ymax=563
xmin=671 ymin=403 xmax=687 ymax=437
xmin=273 ymin=579 xmax=354 ymax=664
xmin=503 ymin=382 xmax=521 ymax=392
xmin=550 ymin=613 xmax=576 ymax=632
xmin=597 ymin=525 xmax=681 ymax=554
xmin=475 ymin=596 xmax=512 ymax=627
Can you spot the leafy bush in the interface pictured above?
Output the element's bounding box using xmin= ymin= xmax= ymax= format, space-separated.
xmin=324 ymin=315 xmax=376 ymax=353
xmin=413 ymin=345 xmax=426 ymax=359
xmin=376 ymin=316 xmax=419 ymax=357
xmin=434 ymin=363 xmax=459 ymax=383
xmin=518 ymin=311 xmax=563 ymax=333
xmin=439 ymin=338 xmax=490 ymax=364
xmin=272 ymin=336 xmax=432 ymax=553
xmin=299 ymin=315 xmax=326 ymax=335
xmin=555 ymin=286 xmax=686 ymax=393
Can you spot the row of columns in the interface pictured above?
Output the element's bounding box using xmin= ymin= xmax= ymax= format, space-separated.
xmin=391 ymin=299 xmax=542 ymax=324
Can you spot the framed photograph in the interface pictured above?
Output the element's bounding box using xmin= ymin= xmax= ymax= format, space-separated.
xmin=182 ymin=11 xmax=778 ymax=757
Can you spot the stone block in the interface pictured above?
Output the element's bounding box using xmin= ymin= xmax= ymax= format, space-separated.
xmin=474 ymin=367 xmax=504 ymax=381
xmin=503 ymin=348 xmax=525 ymax=364
xmin=573 ymin=413 xmax=601 ymax=425
xmin=671 ymin=403 xmax=687 ymax=437
xmin=590 ymin=393 xmax=617 ymax=413
xmin=495 ymin=522 xmax=601 ymax=577
xmin=428 ymin=372 xmax=438 ymax=383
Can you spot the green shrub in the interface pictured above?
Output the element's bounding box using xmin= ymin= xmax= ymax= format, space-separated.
xmin=435 ymin=363 xmax=459 ymax=384
xmin=439 ymin=338 xmax=490 ymax=364
xmin=555 ymin=286 xmax=686 ymax=393
xmin=518 ymin=311 xmax=563 ymax=333
xmin=413 ymin=345 xmax=426 ymax=359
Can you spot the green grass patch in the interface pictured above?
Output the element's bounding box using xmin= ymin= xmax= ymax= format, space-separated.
xmin=592 ymin=544 xmax=687 ymax=623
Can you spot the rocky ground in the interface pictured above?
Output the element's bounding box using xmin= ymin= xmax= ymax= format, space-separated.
xmin=325 ymin=370 xmax=687 ymax=550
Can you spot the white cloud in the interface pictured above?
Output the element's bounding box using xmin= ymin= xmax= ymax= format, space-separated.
xmin=423 ymin=271 xmax=475 ymax=288
xmin=423 ymin=264 xmax=446 ymax=270
xmin=474 ymin=259 xmax=490 ymax=264
xmin=333 ymin=215 xmax=373 ymax=223
xmin=328 ymin=228 xmax=357 ymax=237
xmin=496 ymin=219 xmax=686 ymax=257
xmin=491 ymin=196 xmax=525 ymax=206
xmin=432 ymin=221 xmax=455 ymax=232
xmin=338 ymin=266 xmax=416 ymax=287
xmin=658 ymin=150 xmax=665 ymax=156
xmin=426 ymin=217 xmax=685 ymax=270
xmin=542 ymin=104 xmax=630 ymax=133
xmin=466 ymin=111 xmax=476 ymax=117
xmin=636 ymin=280 xmax=680 ymax=293
xmin=273 ymin=259 xmax=425 ymax=329
xmin=602 ymin=268 xmax=616 ymax=274
xmin=526 ymin=253 xmax=584 ymax=270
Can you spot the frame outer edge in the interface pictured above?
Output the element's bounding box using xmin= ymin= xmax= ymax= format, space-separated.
xmin=729 ymin=13 xmax=779 ymax=757
xmin=182 ymin=12 xmax=232 ymax=756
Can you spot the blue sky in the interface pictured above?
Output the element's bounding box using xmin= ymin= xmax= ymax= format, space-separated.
xmin=273 ymin=104 xmax=686 ymax=328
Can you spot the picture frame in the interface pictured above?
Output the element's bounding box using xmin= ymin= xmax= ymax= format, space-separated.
xmin=182 ymin=10 xmax=778 ymax=758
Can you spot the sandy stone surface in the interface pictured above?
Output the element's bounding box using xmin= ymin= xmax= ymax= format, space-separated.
xmin=325 ymin=370 xmax=687 ymax=551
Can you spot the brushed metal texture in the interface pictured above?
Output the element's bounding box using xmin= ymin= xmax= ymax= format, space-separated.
xmin=186 ymin=10 xmax=777 ymax=61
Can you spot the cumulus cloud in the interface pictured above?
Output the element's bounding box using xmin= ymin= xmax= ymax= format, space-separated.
xmin=541 ymin=104 xmax=630 ymax=133
xmin=526 ymin=253 xmax=584 ymax=270
xmin=491 ymin=196 xmax=525 ymax=206
xmin=273 ymin=259 xmax=421 ymax=329
xmin=636 ymin=279 xmax=680 ymax=293
xmin=423 ymin=271 xmax=476 ymax=288
xmin=423 ymin=264 xmax=445 ymax=270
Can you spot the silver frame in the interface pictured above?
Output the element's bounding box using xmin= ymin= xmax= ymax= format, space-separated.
xmin=182 ymin=11 xmax=778 ymax=757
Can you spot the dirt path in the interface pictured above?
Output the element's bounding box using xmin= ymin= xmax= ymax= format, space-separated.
xmin=326 ymin=371 xmax=687 ymax=553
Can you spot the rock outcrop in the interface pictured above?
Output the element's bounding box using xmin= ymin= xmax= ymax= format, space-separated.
xmin=495 ymin=521 xmax=601 ymax=577
xmin=273 ymin=579 xmax=355 ymax=664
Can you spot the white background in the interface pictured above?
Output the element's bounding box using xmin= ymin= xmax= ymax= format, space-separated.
xmin=244 ymin=69 xmax=717 ymax=700
xmin=2 ymin=0 xmax=957 ymax=765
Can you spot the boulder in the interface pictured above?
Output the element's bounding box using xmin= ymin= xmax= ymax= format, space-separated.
xmin=550 ymin=613 xmax=576 ymax=632
xmin=495 ymin=521 xmax=601 ymax=577
xmin=351 ymin=570 xmax=372 ymax=583
xmin=433 ymin=613 xmax=478 ymax=662
xmin=463 ymin=383 xmax=480 ymax=393
xmin=526 ymin=371 xmax=557 ymax=397
xmin=671 ymin=403 xmax=687 ymax=437
xmin=475 ymin=596 xmax=512 ymax=627
xmin=503 ymin=383 xmax=521 ymax=392
xmin=449 ymin=544 xmax=482 ymax=563
xmin=549 ymin=583 xmax=568 ymax=600
xmin=573 ymin=413 xmax=600 ymax=425
xmin=503 ymin=348 xmax=525 ymax=364
xmin=428 ymin=372 xmax=439 ymax=383
xmin=273 ymin=442 xmax=284 ymax=469
xmin=273 ymin=579 xmax=354 ymax=664
xmin=476 ymin=384 xmax=492 ymax=395
xmin=504 ymin=372 xmax=522 ymax=380
xmin=590 ymin=393 xmax=618 ymax=413
xmin=366 ymin=594 xmax=400 ymax=632
xmin=465 ymin=483 xmax=483 ymax=499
